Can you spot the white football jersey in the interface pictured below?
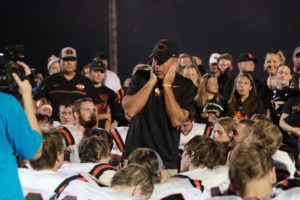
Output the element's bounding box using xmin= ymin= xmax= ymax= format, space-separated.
xmin=272 ymin=150 xmax=296 ymax=180
xmin=19 ymin=168 xmax=95 ymax=200
xmin=110 ymin=126 xmax=128 ymax=156
xmin=58 ymin=162 xmax=118 ymax=186
xmin=273 ymin=187 xmax=300 ymax=200
xmin=59 ymin=125 xmax=84 ymax=163
xmin=208 ymin=187 xmax=300 ymax=200
xmin=180 ymin=165 xmax=230 ymax=198
xmin=57 ymin=181 xmax=140 ymax=200
xmin=150 ymin=178 xmax=204 ymax=200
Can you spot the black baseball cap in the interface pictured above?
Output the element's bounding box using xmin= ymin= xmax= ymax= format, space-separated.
xmin=93 ymin=52 xmax=107 ymax=61
xmin=90 ymin=60 xmax=105 ymax=72
xmin=149 ymin=39 xmax=179 ymax=65
xmin=238 ymin=53 xmax=258 ymax=63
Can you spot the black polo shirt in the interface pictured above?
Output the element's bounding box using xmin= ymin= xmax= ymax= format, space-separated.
xmin=123 ymin=70 xmax=196 ymax=169
xmin=34 ymin=72 xmax=101 ymax=120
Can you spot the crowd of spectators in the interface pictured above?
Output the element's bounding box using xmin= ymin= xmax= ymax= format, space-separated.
xmin=1 ymin=41 xmax=300 ymax=200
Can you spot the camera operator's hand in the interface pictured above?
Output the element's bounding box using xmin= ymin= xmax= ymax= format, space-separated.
xmin=12 ymin=72 xmax=41 ymax=134
xmin=16 ymin=61 xmax=31 ymax=76
xmin=12 ymin=73 xmax=32 ymax=97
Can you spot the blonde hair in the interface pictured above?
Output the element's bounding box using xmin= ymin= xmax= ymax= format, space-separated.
xmin=195 ymin=73 xmax=221 ymax=108
xmin=215 ymin=117 xmax=236 ymax=136
xmin=217 ymin=53 xmax=233 ymax=64
xmin=183 ymin=64 xmax=202 ymax=87
xmin=229 ymin=143 xmax=274 ymax=196
xmin=177 ymin=53 xmax=197 ymax=74
xmin=111 ymin=164 xmax=154 ymax=197
xmin=251 ymin=120 xmax=282 ymax=155
xmin=264 ymin=50 xmax=286 ymax=71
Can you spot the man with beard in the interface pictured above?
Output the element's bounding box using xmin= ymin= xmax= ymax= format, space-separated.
xmin=59 ymin=98 xmax=97 ymax=163
xmin=222 ymin=53 xmax=263 ymax=99
xmin=34 ymin=47 xmax=101 ymax=121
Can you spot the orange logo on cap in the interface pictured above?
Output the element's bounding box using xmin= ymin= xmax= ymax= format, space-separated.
xmin=65 ymin=49 xmax=74 ymax=55
xmin=248 ymin=53 xmax=253 ymax=58
xmin=76 ymin=84 xmax=85 ymax=91
xmin=155 ymin=43 xmax=168 ymax=52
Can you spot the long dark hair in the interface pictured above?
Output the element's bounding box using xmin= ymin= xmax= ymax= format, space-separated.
xmin=228 ymin=73 xmax=258 ymax=116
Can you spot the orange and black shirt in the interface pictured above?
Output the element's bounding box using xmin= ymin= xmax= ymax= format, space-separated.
xmin=34 ymin=72 xmax=101 ymax=120
xmin=229 ymin=98 xmax=265 ymax=120
xmin=94 ymin=85 xmax=116 ymax=128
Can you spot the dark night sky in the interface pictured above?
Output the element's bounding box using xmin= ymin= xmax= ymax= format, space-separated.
xmin=1 ymin=0 xmax=300 ymax=83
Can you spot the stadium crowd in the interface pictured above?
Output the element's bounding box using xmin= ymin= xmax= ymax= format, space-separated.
xmin=1 ymin=39 xmax=300 ymax=200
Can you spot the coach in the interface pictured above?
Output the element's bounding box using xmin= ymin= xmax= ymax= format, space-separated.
xmin=122 ymin=39 xmax=196 ymax=176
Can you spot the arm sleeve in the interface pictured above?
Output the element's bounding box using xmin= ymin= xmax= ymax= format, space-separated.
xmin=6 ymin=96 xmax=42 ymax=159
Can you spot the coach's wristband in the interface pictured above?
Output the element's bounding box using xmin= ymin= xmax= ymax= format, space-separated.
xmin=163 ymin=84 xmax=172 ymax=87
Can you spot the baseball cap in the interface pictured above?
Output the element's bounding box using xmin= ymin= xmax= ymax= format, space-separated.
xmin=209 ymin=53 xmax=220 ymax=64
xmin=93 ymin=52 xmax=107 ymax=61
xmin=90 ymin=60 xmax=105 ymax=72
xmin=238 ymin=53 xmax=258 ymax=63
xmin=149 ymin=39 xmax=179 ymax=65
xmin=293 ymin=47 xmax=300 ymax=57
xmin=60 ymin=47 xmax=77 ymax=59
xmin=47 ymin=57 xmax=59 ymax=71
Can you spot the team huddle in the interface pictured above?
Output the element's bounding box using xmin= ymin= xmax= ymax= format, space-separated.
xmin=1 ymin=39 xmax=300 ymax=200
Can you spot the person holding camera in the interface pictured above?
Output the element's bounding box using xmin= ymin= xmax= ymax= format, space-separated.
xmin=0 ymin=63 xmax=43 ymax=199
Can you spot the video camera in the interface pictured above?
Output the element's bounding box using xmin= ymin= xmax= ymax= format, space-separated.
xmin=0 ymin=44 xmax=26 ymax=94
